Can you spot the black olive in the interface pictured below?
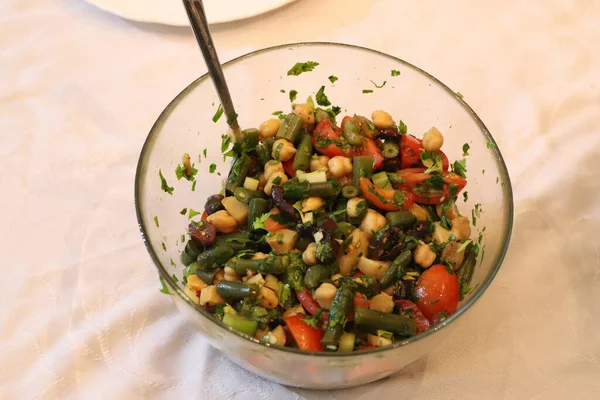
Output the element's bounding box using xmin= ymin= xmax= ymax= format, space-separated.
xmin=406 ymin=221 xmax=430 ymax=239
xmin=317 ymin=217 xmax=337 ymax=233
xmin=380 ymin=157 xmax=403 ymax=172
xmin=392 ymin=279 xmax=415 ymax=301
xmin=204 ymin=194 xmax=225 ymax=215
xmin=378 ymin=127 xmax=400 ymax=141
xmin=271 ymin=186 xmax=299 ymax=222
xmin=249 ymin=229 xmax=268 ymax=241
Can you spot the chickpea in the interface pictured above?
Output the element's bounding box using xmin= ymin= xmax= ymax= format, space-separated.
xmin=186 ymin=274 xmax=208 ymax=292
xmin=422 ymin=127 xmax=444 ymax=151
xmin=328 ymin=156 xmax=352 ymax=178
xmin=432 ymin=222 xmax=452 ymax=244
xmin=258 ymin=118 xmax=281 ymax=139
xmin=369 ymin=293 xmax=395 ymax=313
xmin=360 ymin=209 xmax=387 ymax=236
xmin=271 ymin=138 xmax=296 ymax=162
xmin=301 ymin=197 xmax=325 ymax=212
xmin=258 ymin=286 xmax=279 ymax=309
xmin=302 ymin=242 xmax=317 ymax=265
xmin=310 ymin=155 xmax=330 ymax=172
xmin=264 ymin=160 xmax=284 ymax=180
xmin=293 ymin=103 xmax=315 ymax=129
xmin=451 ymin=216 xmax=471 ymax=241
xmin=409 ymin=203 xmax=429 ymax=222
xmin=313 ymin=283 xmax=338 ymax=309
xmin=223 ymin=266 xmax=240 ymax=282
xmin=414 ymin=243 xmax=436 ymax=268
xmin=371 ymin=110 xmax=395 ymax=129
xmin=347 ymin=197 xmax=366 ymax=218
xmin=206 ymin=210 xmax=238 ymax=233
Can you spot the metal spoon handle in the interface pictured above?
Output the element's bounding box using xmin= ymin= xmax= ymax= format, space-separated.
xmin=182 ymin=0 xmax=241 ymax=138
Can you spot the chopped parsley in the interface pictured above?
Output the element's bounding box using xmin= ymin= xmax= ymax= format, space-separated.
xmin=208 ymin=163 xmax=217 ymax=173
xmin=370 ymin=80 xmax=387 ymax=88
xmin=287 ymin=61 xmax=319 ymax=76
xmin=391 ymin=69 xmax=401 ymax=76
xmin=331 ymin=105 xmax=341 ymax=115
xmin=159 ymin=275 xmax=171 ymax=295
xmin=487 ymin=141 xmax=497 ymax=149
xmin=221 ymin=134 xmax=232 ymax=153
xmin=188 ymin=208 xmax=201 ymax=219
xmin=328 ymin=75 xmax=338 ymax=83
xmin=457 ymin=239 xmax=472 ymax=253
xmin=452 ymin=158 xmax=467 ymax=178
xmin=315 ymin=86 xmax=331 ymax=106
xmin=362 ymin=89 xmax=373 ymax=94
xmin=306 ymin=95 xmax=315 ymax=110
xmin=398 ymin=120 xmax=408 ymax=134
xmin=424 ymin=175 xmax=445 ymax=190
xmin=272 ymin=110 xmax=286 ymax=119
xmin=212 ymin=104 xmax=224 ymax=122
xmin=253 ymin=213 xmax=271 ymax=230
xmin=203 ymin=149 xmax=207 ymax=158
xmin=172 ymin=274 xmax=179 ymax=283
xmin=439 ymin=310 xmax=449 ymax=321
xmin=161 ymin=242 xmax=167 ymax=251
xmin=289 ymin=90 xmax=298 ymax=102
xmin=191 ymin=180 xmax=197 ymax=191
xmin=462 ymin=143 xmax=470 ymax=156
xmin=280 ymin=89 xmax=285 ymax=93
xmin=463 ymin=191 xmax=468 ymax=202
xmin=277 ymin=234 xmax=284 ymax=244
xmin=460 ymin=282 xmax=473 ymax=299
xmin=278 ymin=284 xmax=291 ymax=304
xmin=421 ymin=151 xmax=443 ymax=174
xmin=273 ymin=143 xmax=283 ymax=160
xmin=153 ymin=216 xmax=159 ymax=227
xmin=170 ymin=258 xmax=176 ymax=267
xmin=159 ymin=169 xmax=174 ymax=195
xmin=302 ymin=309 xmax=323 ymax=328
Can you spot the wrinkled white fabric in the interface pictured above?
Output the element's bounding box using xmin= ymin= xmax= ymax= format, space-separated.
xmin=1 ymin=0 xmax=599 ymax=399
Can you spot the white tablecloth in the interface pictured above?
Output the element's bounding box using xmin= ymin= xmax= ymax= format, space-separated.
xmin=2 ymin=0 xmax=599 ymax=399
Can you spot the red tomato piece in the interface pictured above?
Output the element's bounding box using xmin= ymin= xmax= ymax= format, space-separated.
xmin=312 ymin=119 xmax=349 ymax=158
xmin=284 ymin=315 xmax=324 ymax=351
xmin=201 ymin=210 xmax=208 ymax=222
xmin=282 ymin=159 xmax=296 ymax=177
xmin=359 ymin=177 xmax=414 ymax=211
xmin=399 ymin=135 xmax=449 ymax=171
xmin=394 ymin=300 xmax=431 ymax=334
xmin=414 ymin=264 xmax=460 ymax=323
xmin=358 ymin=138 xmax=385 ymax=170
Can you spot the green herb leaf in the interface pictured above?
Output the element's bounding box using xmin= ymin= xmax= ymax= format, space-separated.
xmin=331 ymin=106 xmax=341 ymax=115
xmin=159 ymin=275 xmax=171 ymax=295
xmin=226 ymin=112 xmax=238 ymax=126
xmin=188 ymin=208 xmax=201 ymax=219
xmin=328 ymin=75 xmax=338 ymax=83
xmin=460 ymin=282 xmax=473 ymax=299
xmin=209 ymin=163 xmax=217 ymax=173
xmin=456 ymin=239 xmax=472 ymax=253
xmin=463 ymin=191 xmax=468 ymax=202
xmin=315 ymin=86 xmax=331 ymax=106
xmin=462 ymin=143 xmax=470 ymax=156
xmin=280 ymin=89 xmax=286 ymax=93
xmin=302 ymin=309 xmax=323 ymax=329
xmin=306 ymin=95 xmax=315 ymax=110
xmin=278 ymin=284 xmax=291 ymax=305
xmin=212 ymin=104 xmax=224 ymax=122
xmin=391 ymin=69 xmax=401 ymax=76
xmin=362 ymin=89 xmax=373 ymax=94
xmin=287 ymin=61 xmax=319 ymax=76
xmin=452 ymin=158 xmax=467 ymax=178
xmin=376 ymin=329 xmax=393 ymax=339
xmin=487 ymin=141 xmax=497 ymax=150
xmin=191 ymin=180 xmax=197 ymax=191
xmin=370 ymin=80 xmax=387 ymax=88
xmin=424 ymin=175 xmax=445 ymax=190
xmin=420 ymin=151 xmax=443 ymax=174
xmin=398 ymin=120 xmax=408 ymax=135
xmin=221 ymin=134 xmax=232 ymax=153
xmin=159 ymin=169 xmax=174 ymax=195
xmin=272 ymin=110 xmax=286 ymax=120
xmin=170 ymin=258 xmax=176 ymax=267
xmin=252 ymin=213 xmax=271 ymax=230
xmin=153 ymin=216 xmax=160 ymax=227
xmin=289 ymin=90 xmax=298 ymax=102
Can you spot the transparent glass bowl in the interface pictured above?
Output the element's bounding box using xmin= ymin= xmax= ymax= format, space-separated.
xmin=135 ymin=42 xmax=513 ymax=389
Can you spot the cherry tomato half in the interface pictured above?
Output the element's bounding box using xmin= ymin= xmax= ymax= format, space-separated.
xmin=415 ymin=264 xmax=460 ymax=323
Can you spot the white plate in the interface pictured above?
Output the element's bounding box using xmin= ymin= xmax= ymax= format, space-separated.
xmin=85 ymin=0 xmax=298 ymax=26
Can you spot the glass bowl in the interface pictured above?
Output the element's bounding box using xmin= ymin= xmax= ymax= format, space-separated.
xmin=135 ymin=42 xmax=513 ymax=389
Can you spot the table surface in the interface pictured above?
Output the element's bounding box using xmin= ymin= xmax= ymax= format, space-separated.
xmin=2 ymin=0 xmax=599 ymax=399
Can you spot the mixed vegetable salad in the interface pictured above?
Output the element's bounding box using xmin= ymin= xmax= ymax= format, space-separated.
xmin=178 ymin=103 xmax=478 ymax=352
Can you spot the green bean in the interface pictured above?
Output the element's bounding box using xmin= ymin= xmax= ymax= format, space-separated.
xmin=234 ymin=187 xmax=265 ymax=204
xmin=342 ymin=185 xmax=360 ymax=199
xmin=382 ymin=141 xmax=399 ymax=159
xmin=242 ymin=128 xmax=259 ymax=151
xmin=385 ymin=210 xmax=416 ymax=228
xmin=281 ymin=253 xmax=307 ymax=290
xmin=353 ymin=275 xmax=380 ymax=298
xmin=304 ymin=264 xmax=333 ymax=289
xmin=196 ymin=268 xmax=218 ymax=285
xmin=248 ymin=198 xmax=268 ymax=229
xmin=379 ymin=249 xmax=412 ymax=288
xmin=222 ymin=314 xmax=258 ymax=337
xmin=335 ymin=221 xmax=355 ymax=240
xmin=180 ymin=251 xmax=195 ymax=267
xmin=276 ymin=113 xmax=304 ymax=144
xmin=315 ymin=108 xmax=336 ymax=124
xmin=457 ymin=245 xmax=477 ymax=292
xmin=293 ymin=134 xmax=313 ymax=172
xmin=227 ymin=255 xmax=290 ymax=275
xmin=352 ymin=156 xmax=373 ymax=188
xmin=342 ymin=119 xmax=363 ymax=146
xmin=184 ymin=240 xmax=203 ymax=259
xmin=321 ymin=285 xmax=354 ymax=351
xmin=355 ymin=116 xmax=378 ymax=138
xmin=197 ymin=244 xmax=235 ymax=270
xmin=283 ymin=180 xmax=339 ymax=200
xmin=183 ymin=261 xmax=199 ymax=282
xmin=216 ymin=281 xmax=260 ymax=299
xmin=372 ymin=171 xmax=391 ymax=189
xmin=225 ymin=154 xmax=252 ymax=193
xmin=354 ymin=307 xmax=417 ymax=336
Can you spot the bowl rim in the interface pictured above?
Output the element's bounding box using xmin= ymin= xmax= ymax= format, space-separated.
xmin=134 ymin=41 xmax=514 ymax=357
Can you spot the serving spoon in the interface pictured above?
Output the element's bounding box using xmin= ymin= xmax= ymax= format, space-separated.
xmin=182 ymin=0 xmax=241 ymax=139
